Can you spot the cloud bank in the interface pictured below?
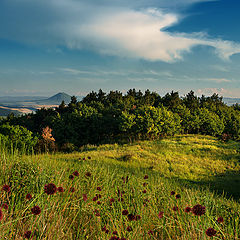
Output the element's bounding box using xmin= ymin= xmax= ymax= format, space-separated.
xmin=1 ymin=0 xmax=240 ymax=62
xmin=196 ymin=88 xmax=240 ymax=98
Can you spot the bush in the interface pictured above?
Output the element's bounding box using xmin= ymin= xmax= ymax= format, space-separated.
xmin=119 ymin=106 xmax=181 ymax=140
xmin=0 ymin=124 xmax=38 ymax=153
xmin=60 ymin=142 xmax=76 ymax=153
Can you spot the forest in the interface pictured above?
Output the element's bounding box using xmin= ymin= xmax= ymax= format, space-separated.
xmin=0 ymin=89 xmax=240 ymax=153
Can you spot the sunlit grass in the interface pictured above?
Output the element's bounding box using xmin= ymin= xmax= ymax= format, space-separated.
xmin=0 ymin=134 xmax=240 ymax=239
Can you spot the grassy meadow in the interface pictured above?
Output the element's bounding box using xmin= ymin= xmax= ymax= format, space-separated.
xmin=0 ymin=134 xmax=240 ymax=239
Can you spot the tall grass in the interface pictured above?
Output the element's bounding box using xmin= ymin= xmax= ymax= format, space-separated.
xmin=0 ymin=135 xmax=240 ymax=239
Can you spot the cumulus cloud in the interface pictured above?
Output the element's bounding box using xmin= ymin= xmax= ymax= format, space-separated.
xmin=0 ymin=0 xmax=239 ymax=62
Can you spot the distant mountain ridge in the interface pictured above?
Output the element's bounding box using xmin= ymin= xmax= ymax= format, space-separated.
xmin=223 ymin=97 xmax=240 ymax=106
xmin=0 ymin=92 xmax=73 ymax=116
xmin=0 ymin=108 xmax=20 ymax=117
xmin=36 ymin=92 xmax=72 ymax=104
xmin=0 ymin=96 xmax=46 ymax=103
xmin=1 ymin=93 xmax=239 ymax=117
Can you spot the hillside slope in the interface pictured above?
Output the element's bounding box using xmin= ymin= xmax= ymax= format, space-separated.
xmin=36 ymin=92 xmax=72 ymax=104
xmin=29 ymin=134 xmax=240 ymax=199
xmin=1 ymin=135 xmax=240 ymax=239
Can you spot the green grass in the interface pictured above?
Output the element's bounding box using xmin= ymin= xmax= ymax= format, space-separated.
xmin=0 ymin=134 xmax=240 ymax=239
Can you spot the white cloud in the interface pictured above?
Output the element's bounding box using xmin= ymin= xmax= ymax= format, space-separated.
xmin=186 ymin=77 xmax=233 ymax=83
xmin=58 ymin=67 xmax=130 ymax=76
xmin=128 ymin=77 xmax=158 ymax=82
xmin=164 ymin=75 xmax=233 ymax=83
xmin=144 ymin=70 xmax=173 ymax=77
xmin=1 ymin=0 xmax=239 ymax=62
xmin=59 ymin=68 xmax=94 ymax=75
xmin=61 ymin=8 xmax=240 ymax=62
xmin=196 ymin=88 xmax=240 ymax=97
xmin=210 ymin=65 xmax=230 ymax=72
xmin=206 ymin=78 xmax=232 ymax=83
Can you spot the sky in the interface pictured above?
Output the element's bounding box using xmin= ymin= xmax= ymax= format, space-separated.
xmin=0 ymin=0 xmax=240 ymax=97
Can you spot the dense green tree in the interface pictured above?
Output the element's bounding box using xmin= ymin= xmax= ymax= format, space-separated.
xmin=1 ymin=89 xmax=240 ymax=150
xmin=0 ymin=124 xmax=38 ymax=152
xmin=161 ymin=91 xmax=182 ymax=110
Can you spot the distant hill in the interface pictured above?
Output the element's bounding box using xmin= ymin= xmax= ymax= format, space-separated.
xmin=0 ymin=92 xmax=74 ymax=116
xmin=36 ymin=92 xmax=72 ymax=105
xmin=223 ymin=97 xmax=240 ymax=106
xmin=0 ymin=96 xmax=46 ymax=103
xmin=0 ymin=107 xmax=20 ymax=117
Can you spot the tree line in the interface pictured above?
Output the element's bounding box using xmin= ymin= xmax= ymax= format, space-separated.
xmin=0 ymin=89 xmax=239 ymax=152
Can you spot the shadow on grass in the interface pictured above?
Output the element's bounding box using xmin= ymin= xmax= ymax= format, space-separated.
xmin=171 ymin=170 xmax=240 ymax=201
xmin=98 ymin=159 xmax=240 ymax=201
xmin=64 ymin=154 xmax=240 ymax=201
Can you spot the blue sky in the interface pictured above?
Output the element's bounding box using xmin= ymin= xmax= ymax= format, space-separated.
xmin=0 ymin=0 xmax=240 ymax=97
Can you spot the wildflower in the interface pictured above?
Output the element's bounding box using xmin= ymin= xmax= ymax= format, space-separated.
xmin=105 ymin=229 xmax=110 ymax=234
xmin=158 ymin=211 xmax=164 ymax=219
xmin=112 ymin=231 xmax=118 ymax=235
xmin=85 ymin=172 xmax=91 ymax=177
xmin=172 ymin=206 xmax=178 ymax=211
xmin=170 ymin=191 xmax=175 ymax=195
xmin=143 ymin=189 xmax=147 ymax=193
xmin=122 ymin=176 xmax=129 ymax=183
xmin=73 ymin=171 xmax=79 ymax=177
xmin=148 ymin=230 xmax=154 ymax=235
xmin=102 ymin=226 xmax=107 ymax=232
xmin=176 ymin=194 xmax=181 ymax=199
xmin=2 ymin=184 xmax=10 ymax=192
xmin=109 ymin=198 xmax=115 ymax=206
xmin=57 ymin=187 xmax=64 ymax=192
xmin=1 ymin=203 xmax=8 ymax=210
xmin=121 ymin=238 xmax=126 ymax=240
xmin=26 ymin=194 xmax=32 ymax=200
xmin=118 ymin=197 xmax=124 ymax=202
xmin=122 ymin=209 xmax=129 ymax=215
xmin=93 ymin=196 xmax=97 ymax=201
xmin=96 ymin=194 xmax=102 ymax=199
xmin=184 ymin=207 xmax=191 ymax=213
xmin=31 ymin=205 xmax=41 ymax=215
xmin=110 ymin=198 xmax=115 ymax=203
xmin=0 ymin=209 xmax=3 ymax=221
xmin=192 ymin=204 xmax=206 ymax=216
xmin=83 ymin=157 xmax=86 ymax=161
xmin=24 ymin=231 xmax=32 ymax=239
xmin=88 ymin=156 xmax=91 ymax=159
xmin=206 ymin=228 xmax=217 ymax=237
xmin=94 ymin=209 xmax=100 ymax=216
xmin=143 ymin=182 xmax=147 ymax=187
xmin=97 ymin=201 xmax=101 ymax=205
xmin=44 ymin=183 xmax=57 ymax=195
xmin=109 ymin=236 xmax=119 ymax=240
xmin=69 ymin=175 xmax=74 ymax=180
xmin=127 ymin=213 xmax=135 ymax=221
xmin=217 ymin=217 xmax=224 ymax=223
xmin=127 ymin=226 xmax=133 ymax=232
xmin=83 ymin=194 xmax=87 ymax=201
xmin=97 ymin=187 xmax=102 ymax=191
xmin=70 ymin=187 xmax=75 ymax=193
xmin=135 ymin=215 xmax=141 ymax=220
xmin=143 ymin=198 xmax=149 ymax=207
xmin=144 ymin=175 xmax=148 ymax=179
